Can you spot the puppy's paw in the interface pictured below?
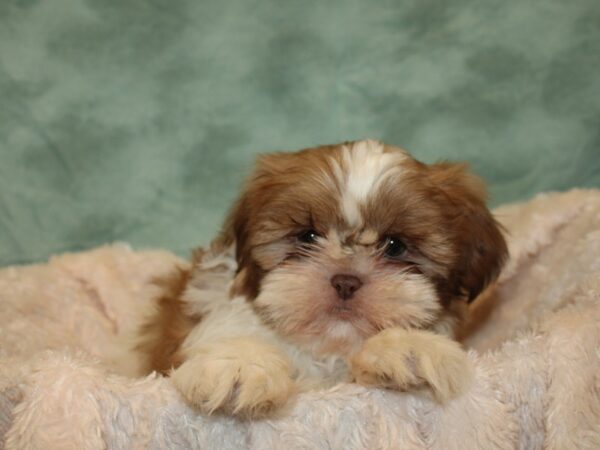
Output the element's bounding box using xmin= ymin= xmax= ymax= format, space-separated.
xmin=350 ymin=328 xmax=473 ymax=402
xmin=171 ymin=338 xmax=295 ymax=418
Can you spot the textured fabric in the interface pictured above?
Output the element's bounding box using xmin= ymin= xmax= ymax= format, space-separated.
xmin=1 ymin=0 xmax=599 ymax=266
xmin=0 ymin=189 xmax=599 ymax=449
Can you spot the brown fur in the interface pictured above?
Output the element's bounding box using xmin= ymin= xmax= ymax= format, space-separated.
xmin=223 ymin=145 xmax=348 ymax=299
xmin=136 ymin=268 xmax=198 ymax=374
xmin=226 ymin=143 xmax=507 ymax=307
xmin=368 ymin=160 xmax=508 ymax=305
xmin=426 ymin=162 xmax=508 ymax=302
xmin=136 ymin=244 xmax=236 ymax=374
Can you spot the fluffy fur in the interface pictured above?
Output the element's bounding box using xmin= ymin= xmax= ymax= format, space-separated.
xmin=136 ymin=140 xmax=508 ymax=417
xmin=1 ymin=189 xmax=600 ymax=449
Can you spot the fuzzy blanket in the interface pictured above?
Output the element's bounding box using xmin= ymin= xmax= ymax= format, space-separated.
xmin=1 ymin=189 xmax=599 ymax=450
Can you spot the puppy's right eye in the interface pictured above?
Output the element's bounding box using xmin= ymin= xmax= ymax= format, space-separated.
xmin=297 ymin=229 xmax=320 ymax=244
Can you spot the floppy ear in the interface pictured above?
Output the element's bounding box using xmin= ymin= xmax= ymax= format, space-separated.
xmin=428 ymin=163 xmax=508 ymax=302
xmin=213 ymin=153 xmax=292 ymax=298
xmin=216 ymin=153 xmax=292 ymax=258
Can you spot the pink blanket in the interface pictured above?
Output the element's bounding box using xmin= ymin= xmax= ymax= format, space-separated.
xmin=1 ymin=189 xmax=599 ymax=449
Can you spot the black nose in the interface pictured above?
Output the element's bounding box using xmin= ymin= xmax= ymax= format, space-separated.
xmin=330 ymin=274 xmax=363 ymax=300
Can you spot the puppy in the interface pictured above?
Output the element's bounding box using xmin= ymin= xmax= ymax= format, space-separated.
xmin=136 ymin=140 xmax=508 ymax=417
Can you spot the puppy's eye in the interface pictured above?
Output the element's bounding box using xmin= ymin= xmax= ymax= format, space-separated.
xmin=382 ymin=236 xmax=407 ymax=258
xmin=297 ymin=229 xmax=320 ymax=244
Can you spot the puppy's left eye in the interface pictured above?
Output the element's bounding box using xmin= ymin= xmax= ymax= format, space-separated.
xmin=297 ymin=229 xmax=320 ymax=244
xmin=382 ymin=236 xmax=407 ymax=258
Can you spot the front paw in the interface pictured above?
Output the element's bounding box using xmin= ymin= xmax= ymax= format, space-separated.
xmin=171 ymin=338 xmax=295 ymax=418
xmin=350 ymin=328 xmax=473 ymax=402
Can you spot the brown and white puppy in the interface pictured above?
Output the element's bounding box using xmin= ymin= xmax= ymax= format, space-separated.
xmin=136 ymin=140 xmax=508 ymax=418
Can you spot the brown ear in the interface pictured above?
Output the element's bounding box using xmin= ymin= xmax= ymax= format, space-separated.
xmin=428 ymin=163 xmax=508 ymax=302
xmin=213 ymin=153 xmax=290 ymax=299
xmin=216 ymin=153 xmax=289 ymax=258
xmin=214 ymin=190 xmax=262 ymax=299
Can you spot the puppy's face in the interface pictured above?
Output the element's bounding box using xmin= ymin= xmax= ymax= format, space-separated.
xmin=223 ymin=140 xmax=507 ymax=354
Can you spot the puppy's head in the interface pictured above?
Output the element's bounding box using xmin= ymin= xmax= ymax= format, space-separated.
xmin=220 ymin=140 xmax=507 ymax=354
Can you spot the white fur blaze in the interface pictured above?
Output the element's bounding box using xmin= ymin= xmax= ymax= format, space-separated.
xmin=332 ymin=140 xmax=407 ymax=227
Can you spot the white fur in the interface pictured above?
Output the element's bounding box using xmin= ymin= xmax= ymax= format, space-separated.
xmin=180 ymin=296 xmax=268 ymax=352
xmin=180 ymin=290 xmax=349 ymax=387
xmin=333 ymin=140 xmax=408 ymax=227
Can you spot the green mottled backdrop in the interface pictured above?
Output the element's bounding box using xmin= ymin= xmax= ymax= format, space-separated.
xmin=1 ymin=0 xmax=599 ymax=266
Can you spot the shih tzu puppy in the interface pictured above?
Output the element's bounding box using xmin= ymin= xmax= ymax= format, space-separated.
xmin=136 ymin=140 xmax=508 ymax=417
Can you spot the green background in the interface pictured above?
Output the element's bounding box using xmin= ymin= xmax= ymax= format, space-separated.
xmin=1 ymin=0 xmax=599 ymax=266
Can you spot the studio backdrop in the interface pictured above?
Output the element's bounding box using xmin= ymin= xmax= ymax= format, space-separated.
xmin=0 ymin=0 xmax=599 ymax=265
